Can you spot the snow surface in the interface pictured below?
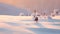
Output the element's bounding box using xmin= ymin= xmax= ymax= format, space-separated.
xmin=0 ymin=15 xmax=60 ymax=34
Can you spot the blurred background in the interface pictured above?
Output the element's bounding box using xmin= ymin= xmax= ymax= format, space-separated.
xmin=0 ymin=0 xmax=60 ymax=16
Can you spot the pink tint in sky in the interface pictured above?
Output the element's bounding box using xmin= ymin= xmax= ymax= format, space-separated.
xmin=0 ymin=0 xmax=60 ymax=12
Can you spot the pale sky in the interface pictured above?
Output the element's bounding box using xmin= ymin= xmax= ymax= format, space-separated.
xmin=0 ymin=0 xmax=60 ymax=12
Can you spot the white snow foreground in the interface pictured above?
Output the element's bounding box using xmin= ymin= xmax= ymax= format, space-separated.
xmin=0 ymin=15 xmax=60 ymax=34
xmin=0 ymin=15 xmax=36 ymax=34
